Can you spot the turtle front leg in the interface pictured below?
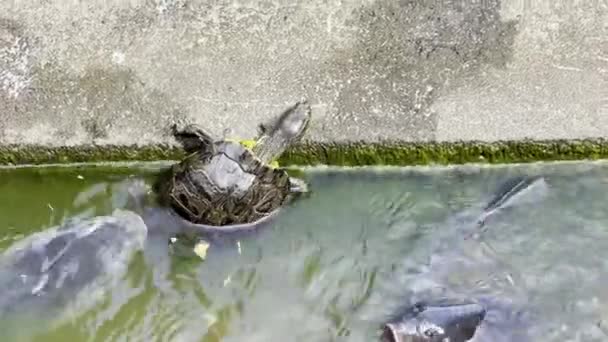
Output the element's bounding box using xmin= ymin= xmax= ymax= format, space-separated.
xmin=171 ymin=123 xmax=216 ymax=154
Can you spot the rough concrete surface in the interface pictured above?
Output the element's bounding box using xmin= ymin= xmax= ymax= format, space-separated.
xmin=0 ymin=0 xmax=606 ymax=150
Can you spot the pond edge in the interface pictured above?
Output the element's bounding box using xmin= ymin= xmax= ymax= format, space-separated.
xmin=0 ymin=139 xmax=607 ymax=167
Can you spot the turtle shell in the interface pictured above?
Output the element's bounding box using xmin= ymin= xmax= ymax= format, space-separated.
xmin=163 ymin=140 xmax=291 ymax=226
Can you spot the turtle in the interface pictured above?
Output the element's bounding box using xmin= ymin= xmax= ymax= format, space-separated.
xmin=0 ymin=209 xmax=147 ymax=336
xmin=155 ymin=100 xmax=312 ymax=229
xmin=381 ymin=300 xmax=486 ymax=342
xmin=379 ymin=175 xmax=548 ymax=342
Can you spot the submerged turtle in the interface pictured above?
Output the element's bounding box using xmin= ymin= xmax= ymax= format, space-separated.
xmin=380 ymin=175 xmax=548 ymax=342
xmin=0 ymin=209 xmax=147 ymax=335
xmin=381 ymin=300 xmax=486 ymax=342
xmin=156 ymin=101 xmax=312 ymax=229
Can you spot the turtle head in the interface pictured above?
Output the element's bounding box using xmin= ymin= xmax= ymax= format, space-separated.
xmin=259 ymin=101 xmax=312 ymax=139
xmin=274 ymin=100 xmax=312 ymax=139
xmin=253 ymin=101 xmax=312 ymax=164
xmin=381 ymin=302 xmax=485 ymax=342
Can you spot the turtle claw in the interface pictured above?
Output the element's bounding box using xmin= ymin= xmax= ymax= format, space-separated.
xmin=257 ymin=122 xmax=269 ymax=136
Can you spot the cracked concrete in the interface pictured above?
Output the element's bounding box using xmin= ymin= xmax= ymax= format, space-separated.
xmin=0 ymin=0 xmax=606 ymax=151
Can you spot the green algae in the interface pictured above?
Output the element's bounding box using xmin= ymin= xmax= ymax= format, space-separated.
xmin=0 ymin=145 xmax=184 ymax=166
xmin=0 ymin=139 xmax=607 ymax=167
xmin=279 ymin=139 xmax=608 ymax=166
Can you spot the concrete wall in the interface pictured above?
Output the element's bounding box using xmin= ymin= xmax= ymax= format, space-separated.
xmin=0 ymin=0 xmax=606 ymax=149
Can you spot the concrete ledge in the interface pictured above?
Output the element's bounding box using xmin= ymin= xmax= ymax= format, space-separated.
xmin=1 ymin=1 xmax=606 ymax=166
xmin=2 ymin=139 xmax=608 ymax=167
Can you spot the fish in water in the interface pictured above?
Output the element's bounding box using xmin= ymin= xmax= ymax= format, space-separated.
xmin=0 ymin=209 xmax=147 ymax=335
xmin=381 ymin=175 xmax=548 ymax=342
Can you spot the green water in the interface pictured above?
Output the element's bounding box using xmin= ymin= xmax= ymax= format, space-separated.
xmin=1 ymin=161 xmax=608 ymax=341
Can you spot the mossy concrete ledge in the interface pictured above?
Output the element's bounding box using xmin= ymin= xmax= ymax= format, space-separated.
xmin=1 ymin=139 xmax=608 ymax=167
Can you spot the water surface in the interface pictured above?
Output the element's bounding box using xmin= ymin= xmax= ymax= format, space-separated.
xmin=1 ymin=161 xmax=608 ymax=341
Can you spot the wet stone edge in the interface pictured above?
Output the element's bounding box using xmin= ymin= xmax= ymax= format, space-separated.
xmin=0 ymin=139 xmax=607 ymax=167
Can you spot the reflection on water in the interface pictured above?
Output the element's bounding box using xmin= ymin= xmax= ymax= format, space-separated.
xmin=0 ymin=161 xmax=608 ymax=341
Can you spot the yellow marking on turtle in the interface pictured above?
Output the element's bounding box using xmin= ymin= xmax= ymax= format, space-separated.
xmin=225 ymin=138 xmax=280 ymax=169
